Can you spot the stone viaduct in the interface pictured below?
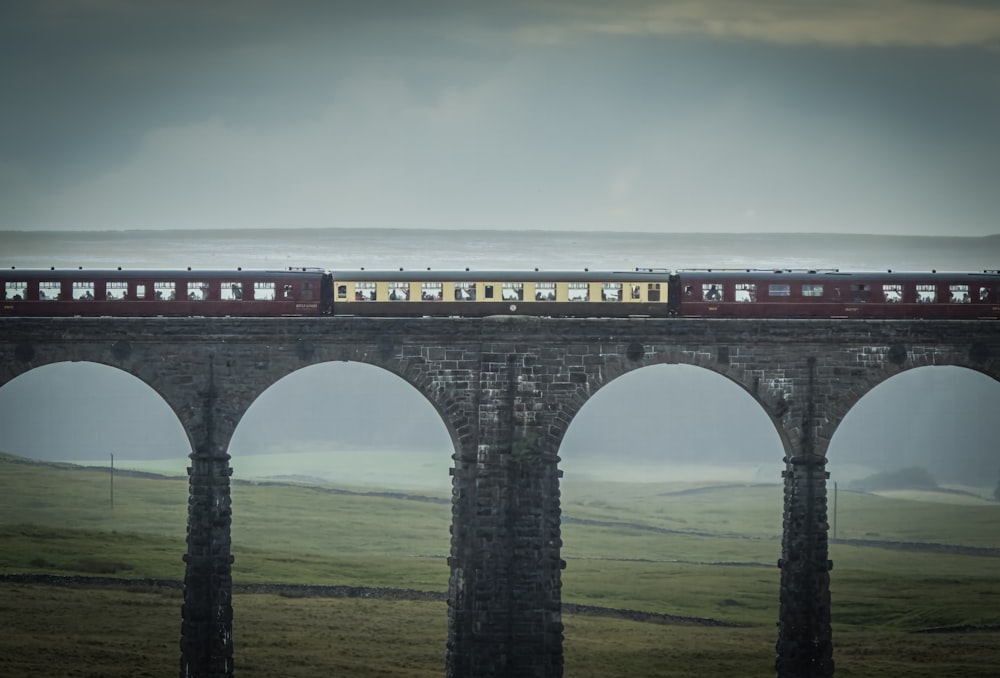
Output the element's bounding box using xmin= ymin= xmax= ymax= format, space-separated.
xmin=2 ymin=316 xmax=998 ymax=677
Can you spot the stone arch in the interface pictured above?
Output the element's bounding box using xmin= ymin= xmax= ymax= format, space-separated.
xmin=556 ymin=357 xmax=792 ymax=463
xmin=1 ymin=347 xmax=248 ymax=460
xmin=0 ymin=359 xmax=192 ymax=462
xmin=818 ymin=347 xmax=1000 ymax=460
xmin=227 ymin=359 xmax=458 ymax=486
xmin=827 ymin=364 xmax=1000 ymax=484
xmin=1 ymin=354 xmax=171 ymax=409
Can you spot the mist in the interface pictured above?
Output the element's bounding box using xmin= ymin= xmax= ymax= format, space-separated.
xmin=0 ymin=358 xmax=995 ymax=491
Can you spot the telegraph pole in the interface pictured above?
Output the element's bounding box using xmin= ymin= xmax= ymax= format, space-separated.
xmin=110 ymin=453 xmax=114 ymax=510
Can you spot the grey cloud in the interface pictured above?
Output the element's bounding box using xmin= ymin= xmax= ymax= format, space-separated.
xmin=523 ymin=0 xmax=1000 ymax=48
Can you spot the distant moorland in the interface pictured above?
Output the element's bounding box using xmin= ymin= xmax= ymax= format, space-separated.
xmin=1 ymin=451 xmax=998 ymax=677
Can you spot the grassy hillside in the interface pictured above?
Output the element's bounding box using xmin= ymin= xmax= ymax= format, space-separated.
xmin=1 ymin=452 xmax=999 ymax=676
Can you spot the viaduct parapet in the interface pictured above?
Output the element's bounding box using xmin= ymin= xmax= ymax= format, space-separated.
xmin=2 ymin=317 xmax=997 ymax=678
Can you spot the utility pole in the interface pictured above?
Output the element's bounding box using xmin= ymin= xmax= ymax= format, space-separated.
xmin=110 ymin=453 xmax=114 ymax=510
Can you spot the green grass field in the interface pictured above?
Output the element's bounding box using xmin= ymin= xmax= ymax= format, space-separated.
xmin=1 ymin=453 xmax=999 ymax=676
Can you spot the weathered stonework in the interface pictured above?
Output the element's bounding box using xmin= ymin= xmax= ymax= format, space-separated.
xmin=1 ymin=317 xmax=997 ymax=678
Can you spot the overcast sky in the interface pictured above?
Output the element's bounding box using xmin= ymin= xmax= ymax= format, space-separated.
xmin=2 ymin=1 xmax=999 ymax=235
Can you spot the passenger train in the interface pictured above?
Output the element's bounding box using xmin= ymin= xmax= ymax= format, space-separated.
xmin=1 ymin=267 xmax=998 ymax=319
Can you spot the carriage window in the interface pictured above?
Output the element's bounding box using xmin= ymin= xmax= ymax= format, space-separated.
xmin=154 ymin=281 xmax=175 ymax=301
xmin=768 ymin=284 xmax=791 ymax=297
xmin=135 ymin=284 xmax=147 ymax=300
xmin=979 ymin=285 xmax=991 ymax=302
xmin=915 ymin=284 xmax=936 ymax=303
xmin=630 ymin=284 xmax=641 ymax=300
xmin=221 ymin=282 xmax=243 ymax=301
xmin=647 ymin=283 xmax=661 ymax=302
xmin=187 ymin=282 xmax=209 ymax=301
xmin=483 ymin=285 xmax=494 ymax=300
xmin=535 ymin=282 xmax=555 ymax=301
xmin=949 ymin=285 xmax=970 ymax=303
xmin=568 ymin=282 xmax=589 ymax=301
xmin=802 ymin=284 xmax=823 ymax=297
xmin=254 ymin=282 xmax=276 ymax=301
xmin=702 ymin=283 xmax=722 ymax=301
xmin=355 ymin=282 xmax=376 ymax=301
xmin=882 ymin=284 xmax=902 ymax=303
xmin=336 ymin=284 xmax=347 ymax=300
xmin=301 ymin=282 xmax=315 ymax=301
xmin=735 ymin=283 xmax=756 ymax=302
xmin=421 ymin=282 xmax=443 ymax=300
xmin=4 ymin=281 xmax=26 ymax=301
xmin=72 ymin=282 xmax=95 ymax=300
xmin=502 ymin=282 xmax=523 ymax=301
xmin=107 ymin=281 xmax=129 ymax=300
xmin=284 ymin=284 xmax=296 ymax=300
xmin=602 ymin=283 xmax=622 ymax=301
xmin=388 ymin=282 xmax=408 ymax=301
xmin=454 ymin=282 xmax=476 ymax=301
xmin=39 ymin=281 xmax=61 ymax=300
xmin=850 ymin=283 xmax=870 ymax=302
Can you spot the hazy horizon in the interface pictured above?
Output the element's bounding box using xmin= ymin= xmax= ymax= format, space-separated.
xmin=2 ymin=229 xmax=997 ymax=272
xmin=3 ymin=227 xmax=1000 ymax=237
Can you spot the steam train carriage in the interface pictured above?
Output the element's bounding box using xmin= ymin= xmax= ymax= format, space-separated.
xmin=0 ymin=268 xmax=328 ymax=317
xmin=330 ymin=269 xmax=670 ymax=317
xmin=675 ymin=269 xmax=1000 ymax=319
xmin=1 ymin=267 xmax=998 ymax=319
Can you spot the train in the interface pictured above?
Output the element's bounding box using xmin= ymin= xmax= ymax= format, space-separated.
xmin=2 ymin=267 xmax=999 ymax=319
